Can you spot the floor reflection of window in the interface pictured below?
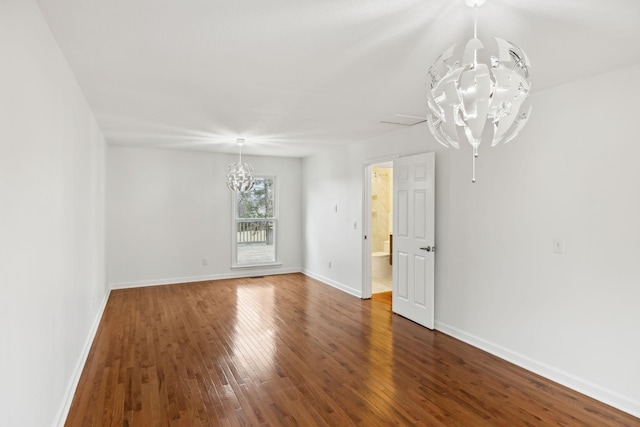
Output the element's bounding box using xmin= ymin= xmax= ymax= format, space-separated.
xmin=232 ymin=286 xmax=276 ymax=374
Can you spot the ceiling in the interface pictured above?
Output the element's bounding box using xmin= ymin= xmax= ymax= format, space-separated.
xmin=36 ymin=0 xmax=640 ymax=158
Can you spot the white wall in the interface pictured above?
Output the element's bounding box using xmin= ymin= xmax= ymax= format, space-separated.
xmin=302 ymin=65 xmax=640 ymax=417
xmin=107 ymin=146 xmax=302 ymax=287
xmin=0 ymin=1 xmax=107 ymax=426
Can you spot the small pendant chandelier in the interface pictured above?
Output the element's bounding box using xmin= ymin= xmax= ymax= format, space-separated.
xmin=426 ymin=0 xmax=532 ymax=182
xmin=226 ymin=138 xmax=255 ymax=192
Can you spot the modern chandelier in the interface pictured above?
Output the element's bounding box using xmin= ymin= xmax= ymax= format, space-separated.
xmin=426 ymin=0 xmax=532 ymax=182
xmin=226 ymin=138 xmax=255 ymax=192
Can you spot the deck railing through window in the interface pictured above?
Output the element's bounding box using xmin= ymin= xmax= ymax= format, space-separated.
xmin=236 ymin=220 xmax=274 ymax=244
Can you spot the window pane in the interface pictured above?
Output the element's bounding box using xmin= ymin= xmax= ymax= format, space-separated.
xmin=234 ymin=175 xmax=277 ymax=266
xmin=236 ymin=177 xmax=274 ymax=219
xmin=236 ymin=220 xmax=276 ymax=264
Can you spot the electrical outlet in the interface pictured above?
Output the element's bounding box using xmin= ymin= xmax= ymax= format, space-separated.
xmin=328 ymin=260 xmax=332 ymax=268
xmin=202 ymin=257 xmax=209 ymax=265
xmin=553 ymin=237 xmax=565 ymax=254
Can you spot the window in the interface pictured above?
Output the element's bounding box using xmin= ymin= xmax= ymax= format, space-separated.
xmin=232 ymin=176 xmax=278 ymax=267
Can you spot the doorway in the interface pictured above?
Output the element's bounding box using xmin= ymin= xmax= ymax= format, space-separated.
xmin=369 ymin=161 xmax=393 ymax=295
xmin=362 ymin=153 xmax=435 ymax=329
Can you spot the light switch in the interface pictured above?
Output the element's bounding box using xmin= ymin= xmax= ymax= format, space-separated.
xmin=553 ymin=237 xmax=565 ymax=254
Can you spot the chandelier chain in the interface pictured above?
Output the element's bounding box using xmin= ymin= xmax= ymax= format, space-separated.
xmin=474 ymin=6 xmax=478 ymax=39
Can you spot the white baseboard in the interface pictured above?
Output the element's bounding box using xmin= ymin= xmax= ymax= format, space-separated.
xmin=435 ymin=321 xmax=640 ymax=419
xmin=54 ymin=288 xmax=111 ymax=427
xmin=301 ymin=269 xmax=362 ymax=298
xmin=110 ymin=268 xmax=301 ymax=289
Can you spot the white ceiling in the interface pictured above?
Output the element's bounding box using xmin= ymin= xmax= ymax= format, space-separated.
xmin=36 ymin=0 xmax=640 ymax=158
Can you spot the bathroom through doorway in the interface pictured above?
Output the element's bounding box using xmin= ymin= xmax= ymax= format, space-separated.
xmin=370 ymin=161 xmax=393 ymax=294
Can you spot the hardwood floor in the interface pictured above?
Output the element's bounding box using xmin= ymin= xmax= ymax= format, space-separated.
xmin=66 ymin=273 xmax=638 ymax=426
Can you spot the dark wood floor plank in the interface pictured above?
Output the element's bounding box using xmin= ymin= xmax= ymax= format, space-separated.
xmin=65 ymin=273 xmax=639 ymax=426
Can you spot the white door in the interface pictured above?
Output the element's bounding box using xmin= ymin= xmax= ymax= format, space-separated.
xmin=392 ymin=152 xmax=435 ymax=329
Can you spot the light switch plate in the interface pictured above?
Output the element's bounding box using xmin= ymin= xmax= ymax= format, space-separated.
xmin=553 ymin=237 xmax=565 ymax=254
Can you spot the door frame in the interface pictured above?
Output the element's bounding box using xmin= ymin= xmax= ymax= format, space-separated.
xmin=361 ymin=155 xmax=398 ymax=299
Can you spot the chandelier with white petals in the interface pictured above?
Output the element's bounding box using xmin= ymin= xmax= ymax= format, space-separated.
xmin=426 ymin=0 xmax=532 ymax=182
xmin=226 ymin=138 xmax=255 ymax=192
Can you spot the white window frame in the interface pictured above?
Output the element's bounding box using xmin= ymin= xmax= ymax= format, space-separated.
xmin=231 ymin=174 xmax=280 ymax=268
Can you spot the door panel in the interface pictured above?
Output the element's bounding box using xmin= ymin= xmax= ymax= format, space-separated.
xmin=414 ymin=190 xmax=426 ymax=239
xmin=392 ymin=152 xmax=435 ymax=329
xmin=398 ymin=190 xmax=408 ymax=237
xmin=397 ymin=251 xmax=408 ymax=299
xmin=414 ymin=255 xmax=426 ymax=306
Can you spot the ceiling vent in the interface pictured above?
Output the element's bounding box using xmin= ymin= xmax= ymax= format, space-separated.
xmin=379 ymin=114 xmax=427 ymax=127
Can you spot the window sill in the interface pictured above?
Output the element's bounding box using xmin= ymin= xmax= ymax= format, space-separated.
xmin=231 ymin=262 xmax=283 ymax=270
